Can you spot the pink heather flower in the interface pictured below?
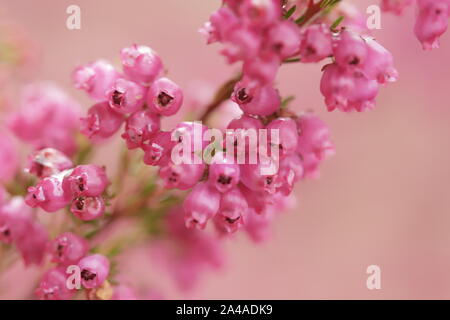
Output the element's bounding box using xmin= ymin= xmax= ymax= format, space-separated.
xmin=16 ymin=221 xmax=48 ymax=266
xmin=25 ymin=175 xmax=71 ymax=212
xmin=143 ymin=131 xmax=175 ymax=167
xmin=266 ymin=20 xmax=301 ymax=59
xmin=62 ymin=165 xmax=109 ymax=197
xmin=239 ymin=0 xmax=282 ymax=28
xmin=242 ymin=53 xmax=280 ymax=87
xmin=70 ymin=196 xmax=106 ymax=221
xmin=80 ymin=102 xmax=125 ymax=141
xmin=112 ymin=285 xmax=138 ymax=300
xmin=266 ymin=118 xmax=299 ymax=158
xmin=320 ymin=63 xmax=379 ymax=112
xmin=381 ymin=0 xmax=414 ymax=15
xmin=361 ymin=36 xmax=399 ymax=84
xmin=72 ymin=60 xmax=119 ymax=101
xmin=49 ymin=232 xmax=88 ymax=265
xmin=231 ymin=81 xmax=280 ymax=116
xmin=172 ymin=121 xmax=209 ymax=154
xmin=221 ymin=26 xmax=261 ymax=64
xmin=159 ymin=158 xmax=205 ymax=190
xmin=414 ymin=0 xmax=450 ymax=50
xmin=209 ymin=153 xmax=240 ymax=193
xmin=121 ymin=110 xmax=161 ymax=149
xmin=240 ymin=160 xmax=281 ymax=194
xmin=227 ymin=114 xmax=264 ymax=131
xmin=183 ymin=182 xmax=221 ymax=229
xmin=0 ymin=196 xmax=33 ymax=244
xmin=202 ymin=6 xmax=239 ymax=44
xmin=120 ymin=44 xmax=163 ymax=85
xmin=147 ymin=77 xmax=184 ymax=116
xmin=35 ymin=268 xmax=74 ymax=300
xmin=108 ymin=78 xmax=146 ymax=114
xmin=296 ymin=113 xmax=334 ymax=178
xmin=25 ymin=148 xmax=73 ymax=178
xmin=333 ymin=29 xmax=369 ymax=70
xmin=277 ymin=154 xmax=304 ymax=195
xmin=8 ymin=83 xmax=81 ymax=156
xmin=299 ymin=23 xmax=333 ymax=63
xmin=214 ymin=187 xmax=248 ymax=234
xmin=78 ymin=254 xmax=110 ymax=289
xmin=0 ymin=132 xmax=18 ymax=183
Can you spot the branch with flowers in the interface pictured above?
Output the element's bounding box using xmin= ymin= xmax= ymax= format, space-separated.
xmin=0 ymin=0 xmax=448 ymax=300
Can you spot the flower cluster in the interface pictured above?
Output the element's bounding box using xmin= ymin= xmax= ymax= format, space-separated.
xmin=382 ymin=0 xmax=450 ymax=50
xmin=24 ymin=148 xmax=109 ymax=221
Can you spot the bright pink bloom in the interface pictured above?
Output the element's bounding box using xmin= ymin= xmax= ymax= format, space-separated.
xmin=25 ymin=148 xmax=73 ymax=178
xmin=172 ymin=122 xmax=209 ymax=154
xmin=49 ymin=232 xmax=88 ymax=265
xmin=333 ymin=29 xmax=368 ymax=69
xmin=232 ymin=81 xmax=280 ymax=116
xmin=240 ymin=160 xmax=281 ymax=194
xmin=0 ymin=197 xmax=33 ymax=244
xmin=381 ymin=0 xmax=414 ymax=15
xmin=209 ymin=154 xmax=240 ymax=193
xmin=26 ymin=175 xmax=71 ymax=212
xmin=266 ymin=118 xmax=299 ymax=158
xmin=120 ymin=44 xmax=163 ymax=85
xmin=78 ymin=254 xmax=110 ymax=289
xmin=108 ymin=78 xmax=146 ymax=114
xmin=0 ymin=132 xmax=18 ymax=183
xmin=414 ymin=0 xmax=450 ymax=50
xmin=227 ymin=114 xmax=264 ymax=131
xmin=266 ymin=20 xmax=301 ymax=59
xmin=214 ymin=187 xmax=248 ymax=234
xmin=201 ymin=6 xmax=239 ymax=44
xmin=296 ymin=113 xmax=334 ymax=178
xmin=80 ymin=102 xmax=125 ymax=141
xmin=147 ymin=77 xmax=184 ymax=116
xmin=35 ymin=268 xmax=74 ymax=300
xmin=121 ymin=110 xmax=160 ymax=149
xmin=242 ymin=53 xmax=280 ymax=86
xmin=143 ymin=131 xmax=175 ymax=167
xmin=159 ymin=159 xmax=205 ymax=190
xmin=299 ymin=23 xmax=333 ymax=63
xmin=72 ymin=60 xmax=119 ymax=101
xmin=361 ymin=36 xmax=399 ymax=84
xmin=62 ymin=165 xmax=109 ymax=197
xmin=70 ymin=196 xmax=106 ymax=221
xmin=277 ymin=155 xmax=304 ymax=195
xmin=221 ymin=27 xmax=261 ymax=63
xmin=183 ymin=182 xmax=221 ymax=229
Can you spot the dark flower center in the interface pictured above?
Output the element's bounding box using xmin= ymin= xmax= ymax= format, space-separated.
xmin=237 ymin=88 xmax=252 ymax=104
xmin=218 ymin=175 xmax=232 ymax=185
xmin=112 ymin=90 xmax=124 ymax=106
xmin=81 ymin=269 xmax=97 ymax=281
xmin=157 ymin=92 xmax=174 ymax=107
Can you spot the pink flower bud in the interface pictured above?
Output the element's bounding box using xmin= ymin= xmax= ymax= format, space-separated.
xmin=80 ymin=102 xmax=125 ymax=141
xmin=296 ymin=113 xmax=334 ymax=178
xmin=108 ymin=78 xmax=146 ymax=114
xmin=78 ymin=254 xmax=110 ymax=289
xmin=266 ymin=118 xmax=299 ymax=158
xmin=266 ymin=20 xmax=301 ymax=59
xmin=121 ymin=110 xmax=161 ymax=149
xmin=49 ymin=232 xmax=88 ymax=265
xmin=70 ymin=196 xmax=106 ymax=221
xmin=35 ymin=268 xmax=74 ymax=300
xmin=120 ymin=44 xmax=163 ymax=85
xmin=159 ymin=159 xmax=205 ymax=190
xmin=62 ymin=165 xmax=109 ymax=197
xmin=299 ymin=23 xmax=333 ymax=63
xmin=414 ymin=0 xmax=450 ymax=50
xmin=183 ymin=182 xmax=221 ymax=229
xmin=214 ymin=187 xmax=248 ymax=234
xmin=26 ymin=148 xmax=73 ymax=178
xmin=232 ymin=81 xmax=280 ymax=116
xmin=209 ymin=154 xmax=240 ymax=193
xmin=147 ymin=77 xmax=184 ymax=116
xmin=26 ymin=175 xmax=71 ymax=212
xmin=143 ymin=131 xmax=175 ymax=167
xmin=72 ymin=60 xmax=119 ymax=101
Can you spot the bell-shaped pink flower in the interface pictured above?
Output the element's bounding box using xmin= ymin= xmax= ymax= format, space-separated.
xmin=121 ymin=110 xmax=160 ymax=149
xmin=78 ymin=254 xmax=110 ymax=289
xmin=62 ymin=164 xmax=109 ymax=197
xmin=159 ymin=158 xmax=205 ymax=190
xmin=277 ymin=155 xmax=304 ymax=195
xmin=214 ymin=187 xmax=248 ymax=234
xmin=232 ymin=81 xmax=280 ymax=116
xmin=209 ymin=153 xmax=240 ymax=193
xmin=333 ymin=29 xmax=368 ymax=69
xmin=147 ymin=77 xmax=184 ymax=116
xmin=183 ymin=182 xmax=221 ymax=229
xmin=80 ymin=102 xmax=125 ymax=141
xmin=26 ymin=148 xmax=73 ymax=178
xmin=221 ymin=26 xmax=261 ymax=63
xmin=414 ymin=0 xmax=450 ymax=50
xmin=266 ymin=118 xmax=299 ymax=158
xmin=143 ymin=131 xmax=175 ymax=167
xmin=26 ymin=175 xmax=71 ymax=212
xmin=361 ymin=36 xmax=399 ymax=84
xmin=49 ymin=232 xmax=88 ymax=265
xmin=35 ymin=268 xmax=74 ymax=300
xmin=72 ymin=60 xmax=119 ymax=101
xmin=108 ymin=78 xmax=146 ymax=114
xmin=266 ymin=20 xmax=301 ymax=59
xmin=299 ymin=23 xmax=333 ymax=63
xmin=242 ymin=53 xmax=280 ymax=87
xmin=70 ymin=196 xmax=106 ymax=221
xmin=120 ymin=44 xmax=163 ymax=85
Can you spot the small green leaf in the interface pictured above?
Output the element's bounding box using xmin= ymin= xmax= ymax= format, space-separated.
xmin=284 ymin=5 xmax=296 ymax=19
xmin=331 ymin=16 xmax=344 ymax=31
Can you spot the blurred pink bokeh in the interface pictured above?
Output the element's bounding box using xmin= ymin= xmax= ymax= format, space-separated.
xmin=1 ymin=0 xmax=450 ymax=299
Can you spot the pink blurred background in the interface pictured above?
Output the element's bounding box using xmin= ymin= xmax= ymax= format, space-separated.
xmin=2 ymin=0 xmax=450 ymax=299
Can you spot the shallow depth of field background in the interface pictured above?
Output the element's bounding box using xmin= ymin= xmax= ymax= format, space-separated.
xmin=1 ymin=0 xmax=450 ymax=299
